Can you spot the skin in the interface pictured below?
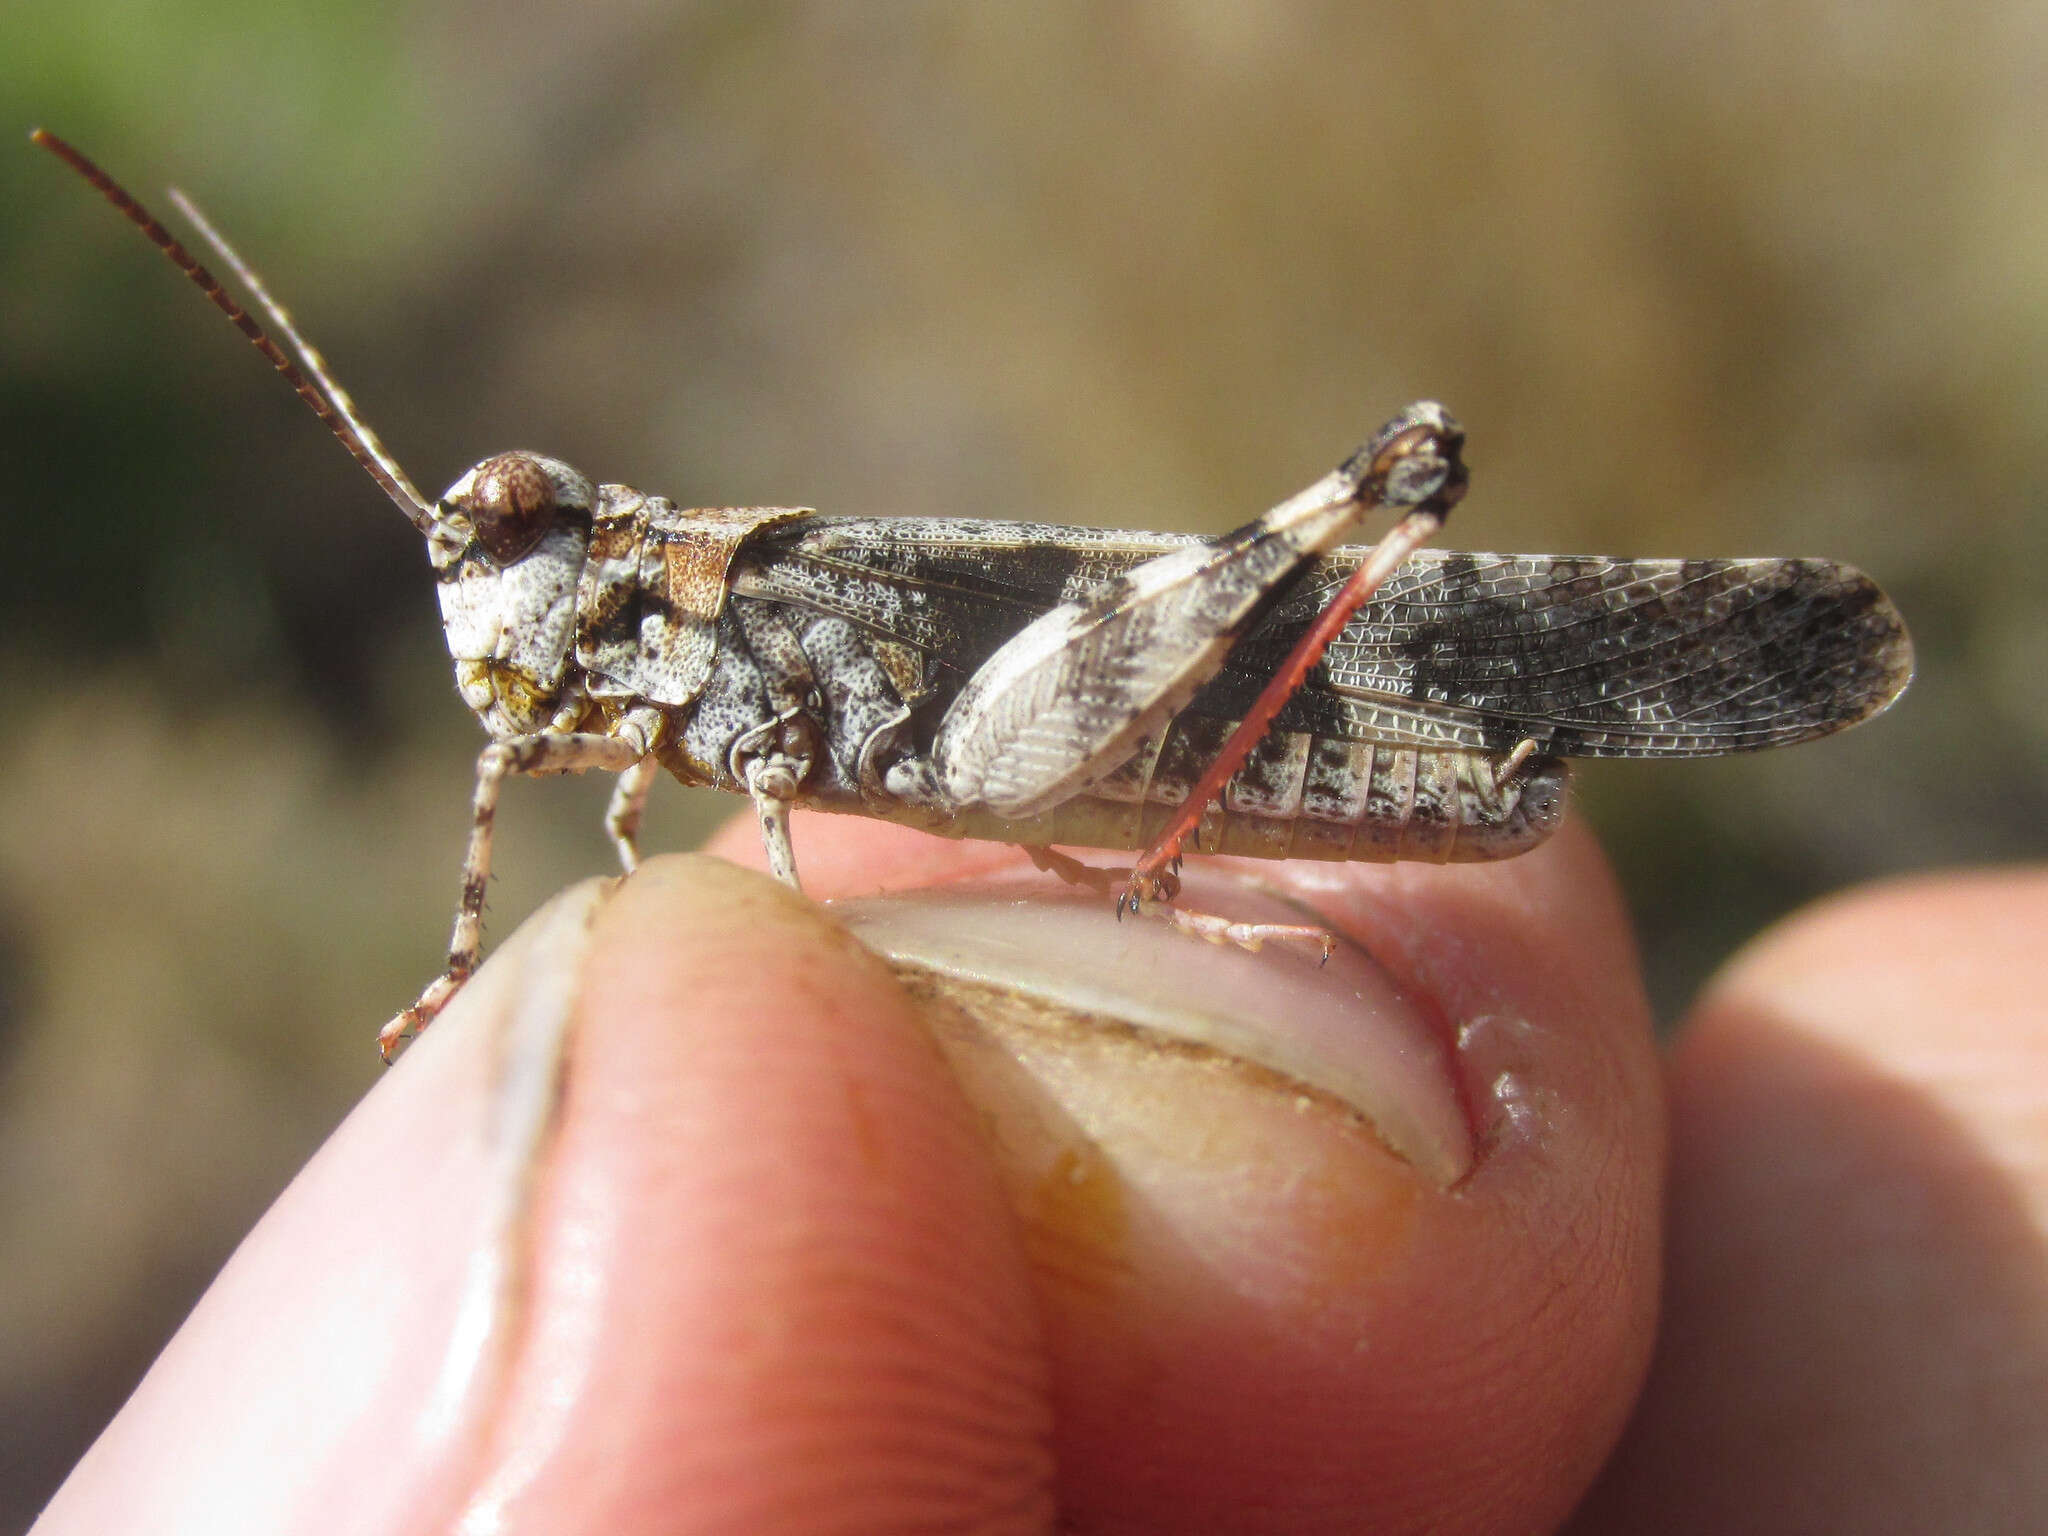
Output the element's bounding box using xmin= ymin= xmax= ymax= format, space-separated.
xmin=30 ymin=816 xmax=2048 ymax=1535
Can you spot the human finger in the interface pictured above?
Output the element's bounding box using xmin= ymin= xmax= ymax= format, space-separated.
xmin=711 ymin=812 xmax=1668 ymax=1533
xmin=1570 ymin=866 xmax=2048 ymax=1533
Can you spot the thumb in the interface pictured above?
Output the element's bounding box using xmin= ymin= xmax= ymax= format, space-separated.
xmin=35 ymin=861 xmax=1054 ymax=1535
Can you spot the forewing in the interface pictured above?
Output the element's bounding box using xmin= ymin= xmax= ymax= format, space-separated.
xmin=1196 ymin=550 xmax=1915 ymax=757
xmin=731 ymin=516 xmax=1198 ymax=682
xmin=735 ymin=520 xmax=1914 ymax=760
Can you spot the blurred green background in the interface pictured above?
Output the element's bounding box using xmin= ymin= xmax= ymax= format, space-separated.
xmin=3 ymin=2 xmax=2044 ymax=1522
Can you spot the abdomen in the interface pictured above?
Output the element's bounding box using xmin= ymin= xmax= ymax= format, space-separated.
xmin=826 ymin=726 xmax=1569 ymax=864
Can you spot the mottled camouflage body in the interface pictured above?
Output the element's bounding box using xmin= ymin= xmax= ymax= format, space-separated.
xmin=431 ymin=470 xmax=1910 ymax=869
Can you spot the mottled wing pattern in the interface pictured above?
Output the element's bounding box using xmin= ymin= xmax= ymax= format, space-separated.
xmin=1206 ymin=549 xmax=1914 ymax=756
xmin=734 ymin=518 xmax=1913 ymax=759
xmin=732 ymin=517 xmax=1169 ymax=675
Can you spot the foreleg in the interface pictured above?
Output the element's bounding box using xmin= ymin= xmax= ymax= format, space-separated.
xmin=381 ymin=730 xmax=648 ymax=1059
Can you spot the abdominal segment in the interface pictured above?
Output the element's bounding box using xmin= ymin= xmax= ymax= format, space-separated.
xmin=832 ymin=728 xmax=1568 ymax=865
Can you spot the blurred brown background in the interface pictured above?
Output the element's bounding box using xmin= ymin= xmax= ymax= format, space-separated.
xmin=3 ymin=2 xmax=2044 ymax=1523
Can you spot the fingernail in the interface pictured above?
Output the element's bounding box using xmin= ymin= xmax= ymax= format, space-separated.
xmin=830 ymin=865 xmax=1470 ymax=1186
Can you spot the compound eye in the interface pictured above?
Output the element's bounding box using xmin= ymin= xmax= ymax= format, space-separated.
xmin=465 ymin=452 xmax=558 ymax=562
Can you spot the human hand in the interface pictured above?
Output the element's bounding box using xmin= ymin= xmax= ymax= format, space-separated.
xmin=30 ymin=816 xmax=2047 ymax=1534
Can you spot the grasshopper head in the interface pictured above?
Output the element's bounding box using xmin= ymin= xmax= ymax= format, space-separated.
xmin=431 ymin=452 xmax=598 ymax=735
xmin=27 ymin=134 xmax=605 ymax=741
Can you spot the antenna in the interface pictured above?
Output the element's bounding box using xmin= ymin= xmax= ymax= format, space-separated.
xmin=31 ymin=128 xmax=437 ymax=534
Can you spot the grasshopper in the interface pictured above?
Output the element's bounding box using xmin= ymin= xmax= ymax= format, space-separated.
xmin=36 ymin=132 xmax=1914 ymax=1058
